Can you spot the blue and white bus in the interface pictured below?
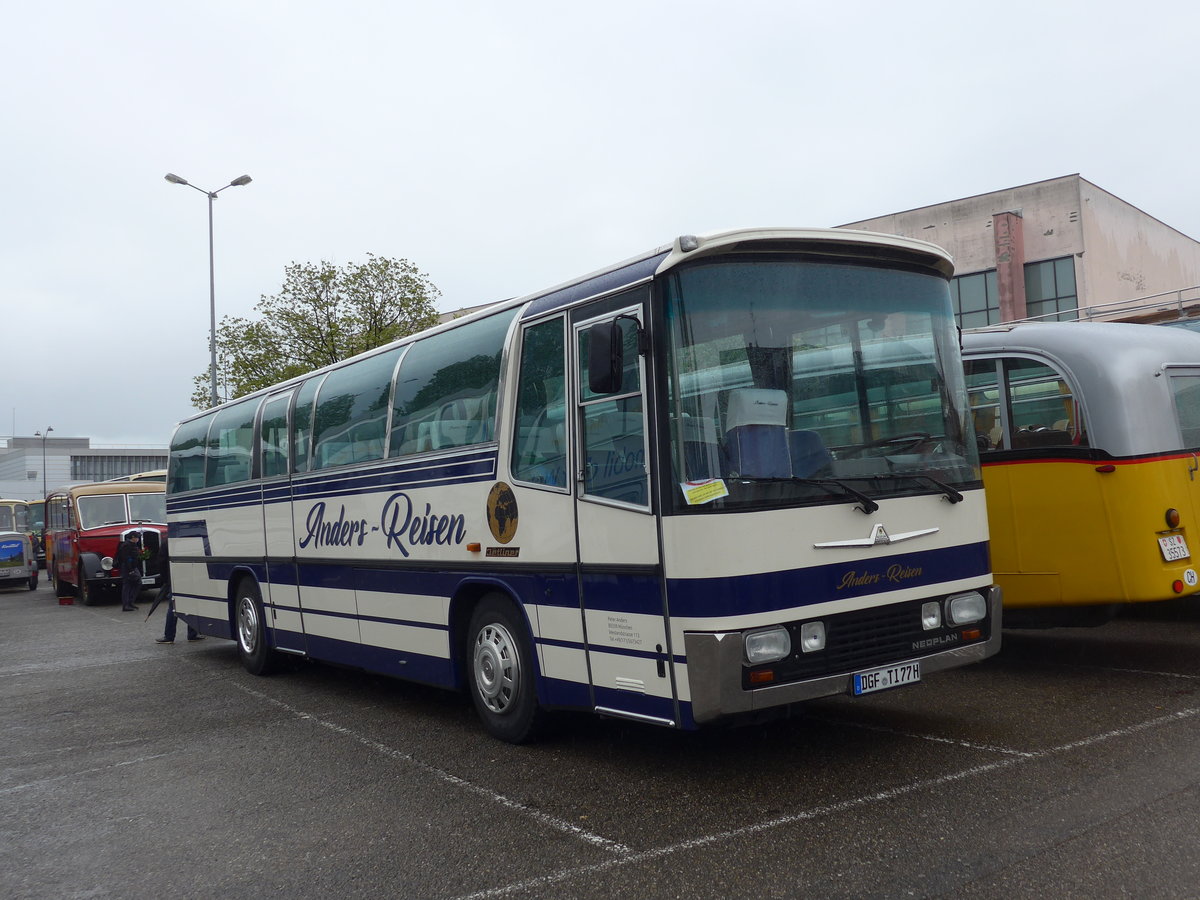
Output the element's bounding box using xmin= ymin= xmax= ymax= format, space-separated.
xmin=166 ymin=228 xmax=1001 ymax=742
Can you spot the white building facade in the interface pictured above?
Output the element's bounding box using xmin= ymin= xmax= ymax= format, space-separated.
xmin=0 ymin=436 xmax=167 ymax=501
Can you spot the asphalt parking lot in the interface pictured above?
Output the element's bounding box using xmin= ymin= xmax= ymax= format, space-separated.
xmin=4 ymin=579 xmax=1200 ymax=899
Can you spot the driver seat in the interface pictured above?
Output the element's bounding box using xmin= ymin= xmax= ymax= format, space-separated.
xmin=724 ymin=389 xmax=791 ymax=478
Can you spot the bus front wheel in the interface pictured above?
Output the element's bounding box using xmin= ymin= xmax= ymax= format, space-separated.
xmin=235 ymin=580 xmax=278 ymax=676
xmin=467 ymin=595 xmax=544 ymax=744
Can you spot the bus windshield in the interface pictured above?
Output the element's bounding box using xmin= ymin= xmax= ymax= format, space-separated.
xmin=664 ymin=258 xmax=979 ymax=512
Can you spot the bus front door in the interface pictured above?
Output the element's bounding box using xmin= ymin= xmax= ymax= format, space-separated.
xmin=572 ymin=304 xmax=677 ymax=728
xmin=258 ymin=390 xmax=308 ymax=654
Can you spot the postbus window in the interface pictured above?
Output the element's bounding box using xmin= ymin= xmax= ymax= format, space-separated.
xmin=390 ymin=309 xmax=518 ymax=456
xmin=292 ymin=376 xmax=323 ymax=474
xmin=1004 ymin=358 xmax=1087 ymax=449
xmin=205 ymin=398 xmax=259 ymax=487
xmin=964 ymin=359 xmax=1004 ymax=451
xmin=511 ymin=318 xmax=567 ymax=488
xmin=312 ymin=346 xmax=403 ymax=470
xmin=169 ymin=415 xmax=213 ymax=493
xmin=1169 ymin=374 xmax=1200 ymax=448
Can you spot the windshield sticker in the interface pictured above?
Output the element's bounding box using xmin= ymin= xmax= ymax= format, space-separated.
xmin=680 ymin=479 xmax=729 ymax=506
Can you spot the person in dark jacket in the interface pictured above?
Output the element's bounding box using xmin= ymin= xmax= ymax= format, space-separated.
xmin=113 ymin=533 xmax=144 ymax=611
xmin=155 ymin=536 xmax=201 ymax=643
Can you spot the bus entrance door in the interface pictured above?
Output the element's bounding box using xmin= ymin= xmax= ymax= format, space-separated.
xmin=572 ymin=307 xmax=677 ymax=728
xmin=259 ymin=390 xmax=308 ymax=655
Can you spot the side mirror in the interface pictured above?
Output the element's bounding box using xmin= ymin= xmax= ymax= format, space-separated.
xmin=587 ymin=320 xmax=624 ymax=395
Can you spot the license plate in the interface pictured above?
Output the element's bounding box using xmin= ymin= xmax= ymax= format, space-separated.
xmin=1159 ymin=534 xmax=1190 ymax=562
xmin=852 ymin=661 xmax=921 ymax=696
xmin=141 ymin=576 xmax=156 ymax=586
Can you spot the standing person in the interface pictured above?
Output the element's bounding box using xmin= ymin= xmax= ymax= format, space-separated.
xmin=113 ymin=533 xmax=144 ymax=611
xmin=155 ymin=535 xmax=201 ymax=643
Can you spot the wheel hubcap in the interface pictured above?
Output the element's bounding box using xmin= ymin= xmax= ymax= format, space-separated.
xmin=473 ymin=622 xmax=519 ymax=714
xmin=237 ymin=596 xmax=259 ymax=654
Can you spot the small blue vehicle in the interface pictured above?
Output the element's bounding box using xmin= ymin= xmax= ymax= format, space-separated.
xmin=0 ymin=531 xmax=38 ymax=591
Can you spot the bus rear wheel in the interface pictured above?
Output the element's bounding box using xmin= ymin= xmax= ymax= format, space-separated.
xmin=235 ymin=580 xmax=278 ymax=676
xmin=466 ymin=595 xmax=544 ymax=744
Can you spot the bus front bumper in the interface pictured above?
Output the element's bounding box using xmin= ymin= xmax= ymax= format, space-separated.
xmin=684 ymin=586 xmax=1003 ymax=725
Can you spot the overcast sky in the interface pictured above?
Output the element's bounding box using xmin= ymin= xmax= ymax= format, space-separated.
xmin=7 ymin=0 xmax=1198 ymax=446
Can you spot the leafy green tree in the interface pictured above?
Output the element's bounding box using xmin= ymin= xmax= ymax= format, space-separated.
xmin=191 ymin=254 xmax=441 ymax=408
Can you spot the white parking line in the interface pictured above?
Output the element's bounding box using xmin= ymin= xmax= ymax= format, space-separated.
xmin=452 ymin=704 xmax=1200 ymax=899
xmin=228 ymin=681 xmax=635 ymax=858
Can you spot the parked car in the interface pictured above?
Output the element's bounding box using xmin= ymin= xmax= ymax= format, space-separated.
xmin=45 ymin=482 xmax=166 ymax=605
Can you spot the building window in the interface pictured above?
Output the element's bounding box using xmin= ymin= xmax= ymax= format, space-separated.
xmin=71 ymin=455 xmax=168 ymax=481
xmin=1025 ymin=257 xmax=1078 ymax=321
xmin=950 ymin=270 xmax=1000 ymax=329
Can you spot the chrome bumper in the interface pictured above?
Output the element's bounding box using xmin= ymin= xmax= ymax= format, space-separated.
xmin=684 ymin=586 xmax=1003 ymax=724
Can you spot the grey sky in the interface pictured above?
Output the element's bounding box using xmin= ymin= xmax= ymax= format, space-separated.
xmin=7 ymin=0 xmax=1197 ymax=445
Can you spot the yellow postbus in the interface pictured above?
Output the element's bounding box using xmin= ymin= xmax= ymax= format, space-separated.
xmin=963 ymin=321 xmax=1200 ymax=625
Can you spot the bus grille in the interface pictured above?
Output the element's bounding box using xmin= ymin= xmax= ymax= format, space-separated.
xmin=741 ymin=596 xmax=990 ymax=690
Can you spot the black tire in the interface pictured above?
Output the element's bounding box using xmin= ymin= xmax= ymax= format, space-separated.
xmin=79 ymin=579 xmax=96 ymax=606
xmin=27 ymin=571 xmax=37 ymax=591
xmin=234 ymin=579 xmax=278 ymax=675
xmin=466 ymin=595 xmax=544 ymax=743
xmin=54 ymin=569 xmax=67 ymax=598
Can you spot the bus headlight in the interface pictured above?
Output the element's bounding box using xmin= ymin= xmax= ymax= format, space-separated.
xmin=921 ymin=601 xmax=942 ymax=630
xmin=946 ymin=591 xmax=987 ymax=625
xmin=744 ymin=626 xmax=792 ymax=665
xmin=800 ymin=621 xmax=826 ymax=653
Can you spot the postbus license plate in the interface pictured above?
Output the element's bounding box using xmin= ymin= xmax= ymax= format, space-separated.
xmin=852 ymin=661 xmax=921 ymax=696
xmin=1159 ymin=534 xmax=1190 ymax=562
xmin=141 ymin=576 xmax=156 ymax=586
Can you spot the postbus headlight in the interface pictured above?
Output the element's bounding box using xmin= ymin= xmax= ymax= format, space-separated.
xmin=946 ymin=591 xmax=987 ymax=626
xmin=101 ymin=556 xmax=113 ymax=572
xmin=744 ymin=626 xmax=792 ymax=665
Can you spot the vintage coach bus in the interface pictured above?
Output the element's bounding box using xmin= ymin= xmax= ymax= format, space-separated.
xmin=45 ymin=481 xmax=166 ymax=604
xmin=167 ymin=228 xmax=1001 ymax=742
xmin=963 ymin=321 xmax=1200 ymax=625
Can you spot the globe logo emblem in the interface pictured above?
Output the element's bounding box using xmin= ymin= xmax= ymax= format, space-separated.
xmin=487 ymin=482 xmax=518 ymax=544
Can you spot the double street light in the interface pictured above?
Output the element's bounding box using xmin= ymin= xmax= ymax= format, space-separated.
xmin=34 ymin=426 xmax=53 ymax=498
xmin=164 ymin=172 xmax=253 ymax=407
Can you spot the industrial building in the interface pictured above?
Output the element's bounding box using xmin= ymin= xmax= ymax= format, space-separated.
xmin=0 ymin=436 xmax=166 ymax=502
xmin=841 ymin=174 xmax=1200 ymax=327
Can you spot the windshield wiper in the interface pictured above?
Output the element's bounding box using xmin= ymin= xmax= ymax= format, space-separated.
xmin=736 ymin=476 xmax=880 ymax=514
xmin=854 ymin=473 xmax=964 ymax=503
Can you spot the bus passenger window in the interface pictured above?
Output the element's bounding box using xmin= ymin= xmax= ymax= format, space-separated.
xmin=512 ymin=318 xmax=567 ymax=487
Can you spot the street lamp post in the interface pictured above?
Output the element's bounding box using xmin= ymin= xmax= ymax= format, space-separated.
xmin=164 ymin=172 xmax=253 ymax=407
xmin=34 ymin=426 xmax=53 ymax=498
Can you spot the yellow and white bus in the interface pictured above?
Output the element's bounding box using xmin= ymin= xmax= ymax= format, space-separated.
xmin=963 ymin=321 xmax=1200 ymax=625
xmin=167 ymin=228 xmax=1000 ymax=742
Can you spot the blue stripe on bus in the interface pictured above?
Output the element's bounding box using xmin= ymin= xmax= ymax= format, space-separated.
xmin=520 ymin=251 xmax=668 ymax=319
xmin=664 ymin=541 xmax=990 ymax=619
xmin=166 ymin=449 xmax=499 ymax=514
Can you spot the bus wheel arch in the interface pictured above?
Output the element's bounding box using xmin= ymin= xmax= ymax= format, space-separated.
xmin=231 ymin=574 xmax=279 ymax=676
xmin=455 ymin=588 xmax=545 ymax=744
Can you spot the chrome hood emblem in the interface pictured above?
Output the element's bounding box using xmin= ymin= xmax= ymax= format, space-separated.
xmin=814 ymin=523 xmax=939 ymax=548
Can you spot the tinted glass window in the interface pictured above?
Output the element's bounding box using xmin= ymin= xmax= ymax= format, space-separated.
xmin=205 ymin=399 xmax=259 ymax=486
xmin=313 ymin=347 xmax=402 ymax=469
xmin=390 ymin=309 xmax=518 ymax=456
xmin=292 ymin=376 xmax=323 ymax=473
xmin=168 ymin=415 xmax=213 ymax=493
xmin=511 ymin=318 xmax=567 ymax=487
xmin=260 ymin=393 xmax=291 ymax=479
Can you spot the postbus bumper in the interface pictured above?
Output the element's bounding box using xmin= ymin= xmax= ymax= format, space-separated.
xmin=684 ymin=586 xmax=1003 ymax=725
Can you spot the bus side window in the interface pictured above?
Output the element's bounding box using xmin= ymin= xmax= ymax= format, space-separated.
xmin=292 ymin=376 xmax=322 ymax=473
xmin=964 ymin=359 xmax=1004 ymax=452
xmin=168 ymin=413 xmax=214 ymax=492
xmin=311 ymin=347 xmax=402 ymax=470
xmin=260 ymin=394 xmax=291 ymax=478
xmin=511 ymin=318 xmax=567 ymax=487
xmin=390 ymin=308 xmax=519 ymax=457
